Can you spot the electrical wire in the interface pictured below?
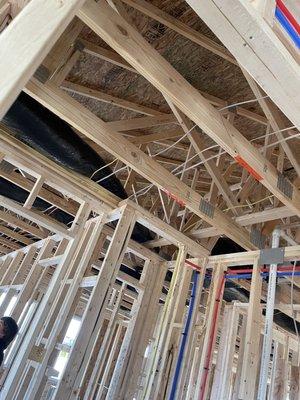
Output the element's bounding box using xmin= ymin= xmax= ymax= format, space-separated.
xmin=150 ymin=124 xmax=197 ymax=157
xmin=90 ymin=158 xmax=118 ymax=180
xmin=218 ymin=95 xmax=269 ymax=111
xmin=129 ymin=128 xmax=299 ymax=201
xmin=86 ymin=91 xmax=298 ymax=202
xmin=222 ymin=195 xmax=274 ymax=212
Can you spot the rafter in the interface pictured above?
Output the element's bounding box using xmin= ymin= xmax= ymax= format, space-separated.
xmin=242 ymin=70 xmax=300 ymax=177
xmin=120 ymin=0 xmax=236 ymax=65
xmin=0 ymin=0 xmax=86 ymax=118
xmin=62 ymin=81 xmax=164 ymax=116
xmin=77 ymin=0 xmax=300 ymax=219
xmin=25 ymin=79 xmax=255 ymax=250
xmin=165 ymin=98 xmax=241 ymax=215
xmin=80 ymin=39 xmax=268 ymax=127
xmin=186 ymin=0 xmax=300 ymax=130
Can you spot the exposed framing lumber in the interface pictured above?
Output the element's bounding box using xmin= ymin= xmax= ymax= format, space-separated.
xmin=80 ymin=39 xmax=268 ymax=126
xmin=238 ymin=257 xmax=262 ymax=399
xmin=62 ymin=81 xmax=164 ymax=116
xmin=25 ymin=79 xmax=255 ymax=250
xmin=0 ymin=195 xmax=73 ymax=239
xmin=0 ymin=0 xmax=87 ymax=118
xmin=242 ymin=70 xmax=300 ymax=177
xmin=0 ymin=167 xmax=79 ymax=216
xmin=78 ymin=0 xmax=300 ymax=220
xmin=120 ymin=0 xmax=237 ymax=65
xmin=165 ymin=99 xmax=241 ymax=215
xmin=186 ymin=0 xmax=300 ymax=130
xmin=81 ymin=38 xmax=137 ymax=73
xmin=0 ymin=126 xmax=118 ymax=212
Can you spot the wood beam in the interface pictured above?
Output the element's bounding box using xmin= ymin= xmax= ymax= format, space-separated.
xmin=186 ymin=0 xmax=300 ymax=130
xmin=107 ymin=113 xmax=176 ymax=131
xmin=62 ymin=81 xmax=164 ymax=116
xmin=80 ymin=39 xmax=268 ymax=126
xmin=0 ymin=0 xmax=86 ymax=118
xmin=0 ymin=225 xmax=34 ymax=245
xmin=146 ymin=205 xmax=295 ymax=247
xmin=25 ymin=79 xmax=255 ymax=250
xmin=242 ymin=70 xmax=300 ymax=177
xmin=120 ymin=0 xmax=237 ymax=65
xmin=81 ymin=38 xmax=137 ymax=73
xmin=165 ymin=99 xmax=240 ymax=215
xmin=78 ymin=0 xmax=300 ymax=219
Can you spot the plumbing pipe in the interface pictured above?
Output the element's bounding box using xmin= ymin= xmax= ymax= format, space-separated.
xmin=168 ymin=271 xmax=199 ymax=400
xmin=275 ymin=6 xmax=300 ymax=48
xmin=276 ymin=0 xmax=300 ymax=35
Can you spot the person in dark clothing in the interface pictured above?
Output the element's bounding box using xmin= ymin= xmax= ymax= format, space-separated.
xmin=0 ymin=317 xmax=18 ymax=366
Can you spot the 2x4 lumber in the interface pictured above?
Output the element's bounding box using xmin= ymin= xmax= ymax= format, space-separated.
xmin=24 ymin=175 xmax=44 ymax=209
xmin=186 ymin=0 xmax=300 ymax=131
xmin=107 ymin=260 xmax=160 ymax=398
xmin=81 ymin=39 xmax=268 ymax=126
xmin=166 ymin=100 xmax=240 ymax=215
xmin=63 ymin=81 xmax=164 ymax=116
xmin=0 ymin=209 xmax=47 ymax=239
xmin=142 ymin=247 xmax=188 ymax=398
xmin=0 ymin=167 xmax=78 ymax=216
xmin=0 ymin=195 xmax=72 ymax=239
xmin=107 ymin=113 xmax=176 ymax=131
xmin=120 ymin=0 xmax=237 ymax=65
xmin=25 ymin=78 xmax=255 ymax=250
xmin=78 ymin=0 xmax=300 ymax=219
xmin=0 ymin=224 xmax=33 ymax=245
xmin=42 ymin=18 xmax=84 ymax=78
xmin=53 ymin=207 xmax=136 ymax=400
xmin=2 ymin=207 xmax=90 ymax=399
xmin=0 ymin=126 xmax=118 ymax=211
xmin=0 ymin=0 xmax=87 ymax=119
xmin=131 ymin=128 xmax=182 ymax=145
xmin=0 ymin=236 xmax=21 ymax=251
xmin=25 ymin=216 xmax=105 ymax=399
xmin=123 ymin=200 xmax=208 ymax=257
xmin=206 ymin=244 xmax=300 ymax=267
xmin=243 ymin=70 xmax=300 ymax=177
xmin=146 ymin=205 xmax=294 ymax=247
xmin=81 ymin=38 xmax=137 ymax=73
xmin=194 ymin=263 xmax=225 ymax=399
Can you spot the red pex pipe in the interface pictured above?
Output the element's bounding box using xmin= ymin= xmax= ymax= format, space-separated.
xmin=198 ymin=275 xmax=225 ymax=400
xmin=276 ymin=0 xmax=300 ymax=35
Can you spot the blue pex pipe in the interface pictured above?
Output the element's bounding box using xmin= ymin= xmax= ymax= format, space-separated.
xmin=169 ymin=271 xmax=199 ymax=400
xmin=226 ymin=271 xmax=300 ymax=280
xmin=275 ymin=7 xmax=300 ymax=48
